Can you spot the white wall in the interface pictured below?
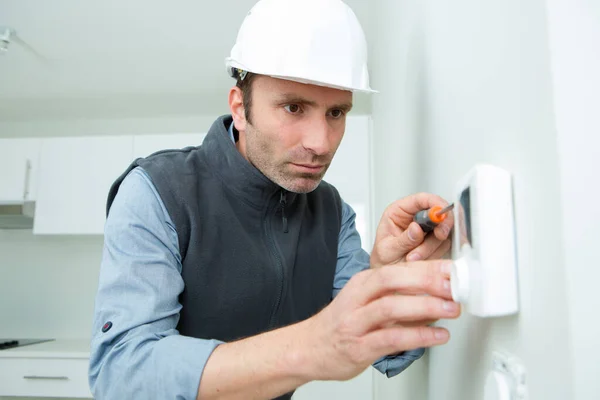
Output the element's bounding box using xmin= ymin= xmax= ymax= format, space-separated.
xmin=0 ymin=230 xmax=102 ymax=339
xmin=369 ymin=0 xmax=575 ymax=399
xmin=422 ymin=0 xmax=574 ymax=397
xmin=545 ymin=1 xmax=600 ymax=398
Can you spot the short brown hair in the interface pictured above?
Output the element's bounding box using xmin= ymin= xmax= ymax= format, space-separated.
xmin=234 ymin=70 xmax=257 ymax=125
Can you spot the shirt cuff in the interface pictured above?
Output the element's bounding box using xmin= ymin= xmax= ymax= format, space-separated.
xmin=372 ymin=348 xmax=426 ymax=378
xmin=152 ymin=335 xmax=224 ymax=399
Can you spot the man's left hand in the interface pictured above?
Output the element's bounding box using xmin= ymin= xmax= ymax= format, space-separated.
xmin=371 ymin=193 xmax=453 ymax=268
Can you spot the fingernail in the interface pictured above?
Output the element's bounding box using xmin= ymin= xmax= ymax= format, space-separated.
xmin=407 ymin=223 xmax=419 ymax=242
xmin=442 ymin=225 xmax=451 ymax=238
xmin=407 ymin=253 xmax=422 ymax=262
xmin=441 ymin=262 xmax=452 ymax=274
xmin=443 ymin=280 xmax=451 ymax=293
xmin=443 ymin=301 xmax=458 ymax=312
xmin=435 ymin=329 xmax=449 ymax=341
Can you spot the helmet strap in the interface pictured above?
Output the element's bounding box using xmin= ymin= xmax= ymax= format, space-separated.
xmin=236 ymin=68 xmax=248 ymax=81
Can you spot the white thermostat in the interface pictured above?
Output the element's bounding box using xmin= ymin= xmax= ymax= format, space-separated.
xmin=451 ymin=164 xmax=519 ymax=317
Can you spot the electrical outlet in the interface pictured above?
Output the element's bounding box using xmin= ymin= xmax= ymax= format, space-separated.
xmin=484 ymin=351 xmax=528 ymax=400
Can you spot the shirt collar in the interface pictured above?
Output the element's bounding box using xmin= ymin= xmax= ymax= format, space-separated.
xmin=228 ymin=120 xmax=236 ymax=143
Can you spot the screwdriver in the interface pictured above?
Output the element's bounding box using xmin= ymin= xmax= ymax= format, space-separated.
xmin=413 ymin=203 xmax=454 ymax=233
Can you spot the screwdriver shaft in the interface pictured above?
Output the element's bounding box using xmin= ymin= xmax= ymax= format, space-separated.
xmin=436 ymin=203 xmax=454 ymax=216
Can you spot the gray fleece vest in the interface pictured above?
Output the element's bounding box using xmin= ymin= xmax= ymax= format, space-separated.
xmin=107 ymin=115 xmax=342 ymax=400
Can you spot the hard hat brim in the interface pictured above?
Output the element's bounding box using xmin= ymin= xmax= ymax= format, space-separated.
xmin=226 ymin=60 xmax=378 ymax=94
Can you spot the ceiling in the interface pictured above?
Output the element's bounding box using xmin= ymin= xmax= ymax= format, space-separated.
xmin=0 ymin=0 xmax=372 ymax=121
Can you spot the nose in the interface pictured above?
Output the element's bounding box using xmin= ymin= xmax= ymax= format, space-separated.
xmin=302 ymin=116 xmax=331 ymax=156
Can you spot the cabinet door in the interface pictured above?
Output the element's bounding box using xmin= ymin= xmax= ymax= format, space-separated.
xmin=0 ymin=357 xmax=92 ymax=398
xmin=0 ymin=138 xmax=42 ymax=202
xmin=34 ymin=136 xmax=133 ymax=235
xmin=294 ymin=369 xmax=372 ymax=400
xmin=133 ymin=133 xmax=206 ymax=159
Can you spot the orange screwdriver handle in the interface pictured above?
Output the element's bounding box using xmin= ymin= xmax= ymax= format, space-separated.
xmin=414 ymin=206 xmax=447 ymax=233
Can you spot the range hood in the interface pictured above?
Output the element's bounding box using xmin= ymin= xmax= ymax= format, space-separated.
xmin=0 ymin=202 xmax=35 ymax=229
xmin=0 ymin=159 xmax=35 ymax=230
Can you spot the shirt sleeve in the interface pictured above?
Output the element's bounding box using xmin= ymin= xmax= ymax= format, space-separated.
xmin=88 ymin=167 xmax=223 ymax=400
xmin=334 ymin=201 xmax=426 ymax=378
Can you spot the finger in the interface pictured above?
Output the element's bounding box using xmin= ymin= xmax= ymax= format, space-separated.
xmin=375 ymin=194 xmax=451 ymax=244
xmin=384 ymin=193 xmax=451 ymax=229
xmin=381 ymin=319 xmax=439 ymax=328
xmin=428 ymin=240 xmax=452 ymax=260
xmin=376 ymin=222 xmax=426 ymax=264
xmin=406 ymin=237 xmax=452 ymax=262
xmin=433 ymin=209 xmax=454 ymax=241
xmin=352 ymin=295 xmax=460 ymax=335
xmin=396 ymin=260 xmax=452 ymax=278
xmin=364 ymin=325 xmax=450 ymax=357
xmin=371 ymin=236 xmax=404 ymax=267
xmin=387 ymin=266 xmax=453 ymax=299
xmin=389 ymin=192 xmax=449 ymax=219
xmin=401 ymin=319 xmax=439 ymax=327
xmin=359 ymin=260 xmax=453 ymax=305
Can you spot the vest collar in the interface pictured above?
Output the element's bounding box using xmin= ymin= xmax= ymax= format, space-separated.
xmin=202 ymin=115 xmax=298 ymax=208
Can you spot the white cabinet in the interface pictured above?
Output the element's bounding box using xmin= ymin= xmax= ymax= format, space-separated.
xmin=28 ymin=133 xmax=204 ymax=235
xmin=294 ymin=369 xmax=373 ymax=400
xmin=133 ymin=133 xmax=206 ymax=158
xmin=0 ymin=138 xmax=42 ymax=202
xmin=33 ymin=136 xmax=133 ymax=235
xmin=0 ymin=340 xmax=92 ymax=398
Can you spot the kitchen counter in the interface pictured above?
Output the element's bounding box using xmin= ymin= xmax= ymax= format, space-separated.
xmin=0 ymin=339 xmax=90 ymax=359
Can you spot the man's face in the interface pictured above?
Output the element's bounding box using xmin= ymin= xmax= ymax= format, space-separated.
xmin=232 ymin=76 xmax=353 ymax=194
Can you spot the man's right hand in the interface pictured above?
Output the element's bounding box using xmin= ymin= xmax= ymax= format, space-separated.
xmin=300 ymin=259 xmax=459 ymax=382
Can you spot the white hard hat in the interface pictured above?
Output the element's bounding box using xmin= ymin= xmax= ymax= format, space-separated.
xmin=226 ymin=0 xmax=376 ymax=94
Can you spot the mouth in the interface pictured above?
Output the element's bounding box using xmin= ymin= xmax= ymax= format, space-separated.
xmin=290 ymin=163 xmax=326 ymax=173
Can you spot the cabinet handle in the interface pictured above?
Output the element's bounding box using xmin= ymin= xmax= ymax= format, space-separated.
xmin=23 ymin=375 xmax=69 ymax=380
xmin=23 ymin=159 xmax=32 ymax=200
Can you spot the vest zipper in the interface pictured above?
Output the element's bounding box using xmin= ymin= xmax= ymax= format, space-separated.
xmin=266 ymin=191 xmax=286 ymax=329
xmin=280 ymin=190 xmax=288 ymax=233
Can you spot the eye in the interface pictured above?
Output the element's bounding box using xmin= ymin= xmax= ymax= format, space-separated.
xmin=328 ymin=109 xmax=346 ymax=119
xmin=284 ymin=104 xmax=302 ymax=114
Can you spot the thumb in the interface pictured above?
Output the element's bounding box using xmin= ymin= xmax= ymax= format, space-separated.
xmin=373 ymin=222 xmax=425 ymax=266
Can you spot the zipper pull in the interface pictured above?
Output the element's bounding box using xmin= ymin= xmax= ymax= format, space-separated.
xmin=279 ymin=190 xmax=288 ymax=233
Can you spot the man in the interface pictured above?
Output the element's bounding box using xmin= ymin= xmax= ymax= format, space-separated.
xmin=89 ymin=0 xmax=459 ymax=399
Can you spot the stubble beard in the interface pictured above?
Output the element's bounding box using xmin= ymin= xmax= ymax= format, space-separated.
xmin=244 ymin=123 xmax=330 ymax=194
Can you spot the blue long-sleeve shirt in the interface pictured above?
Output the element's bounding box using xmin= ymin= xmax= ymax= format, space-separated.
xmin=89 ymin=126 xmax=425 ymax=399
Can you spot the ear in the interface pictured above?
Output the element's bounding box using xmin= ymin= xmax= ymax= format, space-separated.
xmin=228 ymin=86 xmax=247 ymax=132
